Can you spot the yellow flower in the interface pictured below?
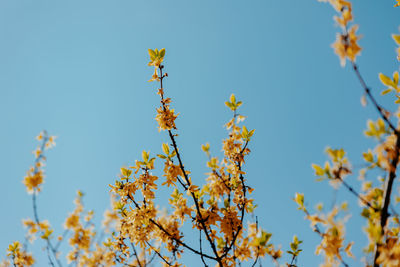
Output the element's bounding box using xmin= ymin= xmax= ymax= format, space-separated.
xmin=64 ymin=213 xmax=80 ymax=229
xmin=148 ymin=68 xmax=160 ymax=82
xmin=45 ymin=136 xmax=56 ymax=149
xmin=6 ymin=241 xmax=35 ymax=267
xmin=23 ymin=171 xmax=44 ymax=193
xmin=155 ymin=106 xmax=178 ymax=131
xmin=332 ymin=25 xmax=361 ymax=66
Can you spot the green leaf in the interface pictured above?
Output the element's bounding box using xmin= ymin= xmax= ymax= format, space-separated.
xmin=379 ymin=73 xmax=395 ymax=87
xmin=394 ymin=71 xmax=399 ymax=85
xmin=142 ymin=151 xmax=149 ymax=162
xmin=259 ymin=231 xmax=272 ymax=246
xmin=159 ymin=48 xmax=166 ymax=58
xmin=162 ymin=143 xmax=170 ymax=155
xmin=148 ymin=49 xmax=156 ymax=60
xmin=224 ymin=198 xmax=230 ymax=208
xmin=393 ymin=34 xmax=400 ymax=45
xmin=201 ymin=143 xmax=210 ymax=153
xmin=363 ymin=150 xmax=374 ymax=163
xmin=230 ymin=94 xmax=236 ymax=104
xmin=248 ymin=129 xmax=255 ymax=138
xmin=312 ymin=164 xmax=324 ymax=176
xmin=361 ymin=208 xmax=370 ymax=218
xmin=225 ymin=101 xmax=233 ymax=110
xmin=381 ymin=88 xmax=392 ymax=95
xmin=120 ymin=167 xmax=132 ymax=178
xmin=242 ymin=126 xmax=249 ymax=139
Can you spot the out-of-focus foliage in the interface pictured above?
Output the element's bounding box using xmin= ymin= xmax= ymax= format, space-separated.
xmin=294 ymin=1 xmax=400 ymax=266
xmin=1 ymin=1 xmax=400 ymax=267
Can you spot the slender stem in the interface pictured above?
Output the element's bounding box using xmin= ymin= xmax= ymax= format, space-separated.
xmin=288 ymin=254 xmax=296 ymax=267
xmin=32 ymin=191 xmax=63 ymax=267
xmin=158 ymin=65 xmax=223 ymax=266
xmin=54 ymin=229 xmax=69 ymax=251
xmin=30 ymin=133 xmax=63 ymax=267
xmin=348 ymin=63 xmax=400 ymax=266
xmin=336 ymin=175 xmax=377 ymax=212
xmin=127 ymin=195 xmax=217 ymax=261
xmin=373 ymin=134 xmax=400 ymax=266
xmin=251 ymin=217 xmax=260 ymax=267
xmin=11 ymin=255 xmax=17 ymax=267
xmin=220 ymin=163 xmax=247 ymax=259
xmin=303 ymin=209 xmax=350 ymax=267
xmin=131 ymin=243 xmax=142 ymax=267
xmin=352 ymin=63 xmax=398 ymax=134
xmin=147 ymin=249 xmax=157 ymax=265
xmin=46 ymin=246 xmax=56 ymax=267
xmin=199 ymin=229 xmax=208 ymax=267
xmin=145 ymin=241 xmax=172 ymax=266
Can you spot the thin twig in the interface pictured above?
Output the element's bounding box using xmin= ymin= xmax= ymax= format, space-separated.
xmin=46 ymin=246 xmax=56 ymax=267
xmin=145 ymin=240 xmax=172 ymax=266
xmin=251 ymin=217 xmax=260 ymax=267
xmin=348 ymin=62 xmax=400 ymax=266
xmin=158 ymin=65 xmax=222 ymax=266
xmin=54 ymin=229 xmax=69 ymax=251
xmin=336 ymin=176 xmax=378 ymax=212
xmin=29 ymin=133 xmax=63 ymax=267
xmin=33 ymin=190 xmax=63 ymax=267
xmin=131 ymin=243 xmax=142 ymax=267
xmin=352 ymin=63 xmax=398 ymax=134
xmin=199 ymin=229 xmax=208 ymax=267
xmin=303 ymin=209 xmax=350 ymax=267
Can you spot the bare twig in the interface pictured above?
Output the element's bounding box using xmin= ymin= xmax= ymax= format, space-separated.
xmin=199 ymin=229 xmax=208 ymax=267
xmin=347 ymin=62 xmax=400 ymax=266
xmin=145 ymin=240 xmax=172 ymax=266
xmin=131 ymin=243 xmax=142 ymax=267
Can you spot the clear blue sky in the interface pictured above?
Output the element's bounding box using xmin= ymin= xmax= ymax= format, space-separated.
xmin=0 ymin=0 xmax=399 ymax=266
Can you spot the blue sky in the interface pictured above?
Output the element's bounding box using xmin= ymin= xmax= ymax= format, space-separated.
xmin=0 ymin=0 xmax=399 ymax=266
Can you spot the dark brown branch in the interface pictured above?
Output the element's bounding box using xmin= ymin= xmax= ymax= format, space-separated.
xmin=334 ymin=171 xmax=378 ymax=212
xmin=351 ymin=63 xmax=398 ymax=134
xmin=166 ymin=129 xmax=221 ymax=256
xmin=288 ymin=254 xmax=296 ymax=267
xmin=199 ymin=229 xmax=208 ymax=267
xmin=373 ymin=134 xmax=400 ymax=266
xmin=127 ymin=195 xmax=217 ymax=261
xmin=251 ymin=217 xmax=260 ymax=267
xmin=218 ymin=123 xmax=250 ymax=259
xmin=347 ymin=63 xmax=400 ymax=267
xmin=145 ymin=241 xmax=172 ymax=266
xmin=157 ymin=65 xmax=223 ymax=266
xmin=220 ymin=156 xmax=247 ymax=259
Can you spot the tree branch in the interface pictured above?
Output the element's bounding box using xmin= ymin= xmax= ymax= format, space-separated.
xmin=348 ymin=63 xmax=400 ymax=267
xmin=157 ymin=65 xmax=223 ymax=266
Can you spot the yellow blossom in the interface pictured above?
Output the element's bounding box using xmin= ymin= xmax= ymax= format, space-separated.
xmin=332 ymin=25 xmax=362 ymax=66
xmin=23 ymin=171 xmax=44 ymax=194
